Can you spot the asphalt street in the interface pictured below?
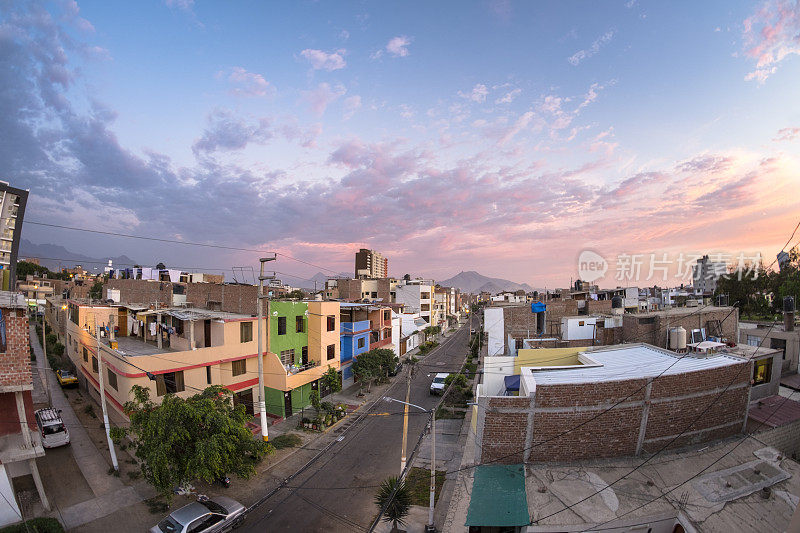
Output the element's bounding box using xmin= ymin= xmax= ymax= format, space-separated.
xmin=239 ymin=323 xmax=471 ymax=532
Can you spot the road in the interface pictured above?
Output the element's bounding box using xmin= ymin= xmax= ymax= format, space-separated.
xmin=239 ymin=323 xmax=471 ymax=532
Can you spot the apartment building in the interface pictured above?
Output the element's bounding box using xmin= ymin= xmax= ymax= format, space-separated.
xmin=355 ymin=248 xmax=388 ymax=279
xmin=622 ymin=306 xmax=738 ymax=349
xmin=264 ymin=301 xmax=341 ymax=419
xmin=64 ymin=300 xmax=267 ymax=422
xmin=335 ymin=277 xmax=397 ymax=302
xmin=0 ymin=182 xmax=28 ymax=291
xmin=693 ymin=254 xmax=728 ymax=294
xmin=740 ymin=322 xmax=800 ymax=375
xmin=339 ymin=303 xmax=371 ymax=388
xmin=395 ymin=279 xmax=436 ymax=325
xmin=0 ymin=292 xmax=49 ymax=524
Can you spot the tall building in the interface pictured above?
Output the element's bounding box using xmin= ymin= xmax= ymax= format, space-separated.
xmin=0 ymin=182 xmax=29 ymax=292
xmin=692 ymin=254 xmax=727 ymax=294
xmin=355 ymin=248 xmax=388 ymax=279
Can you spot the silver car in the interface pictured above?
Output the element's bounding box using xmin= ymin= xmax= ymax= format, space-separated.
xmin=151 ymin=496 xmax=245 ymax=533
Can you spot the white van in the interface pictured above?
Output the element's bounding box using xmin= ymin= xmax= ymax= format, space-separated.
xmin=34 ymin=407 xmax=70 ymax=448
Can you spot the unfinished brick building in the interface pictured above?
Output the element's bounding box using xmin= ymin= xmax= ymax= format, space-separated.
xmin=623 ymin=306 xmax=739 ymax=348
xmin=475 ymin=344 xmax=751 ymax=464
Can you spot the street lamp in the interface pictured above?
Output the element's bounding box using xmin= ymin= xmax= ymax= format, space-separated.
xmin=384 ymin=396 xmax=437 ymax=532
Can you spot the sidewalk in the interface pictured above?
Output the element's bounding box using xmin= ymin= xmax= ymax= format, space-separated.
xmin=29 ymin=324 xmax=156 ymax=530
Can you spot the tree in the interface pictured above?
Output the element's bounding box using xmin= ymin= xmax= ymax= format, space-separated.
xmin=88 ymin=281 xmax=103 ymax=300
xmin=321 ymin=366 xmax=341 ymax=394
xmin=283 ymin=289 xmax=305 ymax=300
xmin=156 ymin=262 xmax=166 ymax=270
xmin=123 ymin=385 xmax=272 ymax=500
xmin=352 ymin=354 xmax=377 ymax=394
xmin=374 ymin=476 xmax=411 ymax=532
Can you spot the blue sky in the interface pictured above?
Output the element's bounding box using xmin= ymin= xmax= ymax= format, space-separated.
xmin=3 ymin=0 xmax=799 ymax=287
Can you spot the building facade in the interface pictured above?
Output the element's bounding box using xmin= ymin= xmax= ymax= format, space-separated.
xmin=339 ymin=303 xmax=371 ymax=388
xmin=0 ymin=182 xmax=28 ymax=291
xmin=355 ymin=248 xmax=388 ymax=279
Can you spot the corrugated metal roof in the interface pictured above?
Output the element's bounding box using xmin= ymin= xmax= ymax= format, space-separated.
xmin=525 ymin=344 xmax=742 ymax=385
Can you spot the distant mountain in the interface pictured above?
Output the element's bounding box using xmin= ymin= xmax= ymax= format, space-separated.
xmin=438 ymin=270 xmax=536 ymax=294
xmin=19 ymin=239 xmax=138 ymax=272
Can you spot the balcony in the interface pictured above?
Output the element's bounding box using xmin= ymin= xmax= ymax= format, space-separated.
xmin=371 ymin=337 xmax=391 ymax=349
xmin=341 ymin=320 xmax=370 ymax=334
xmin=264 ymin=351 xmax=334 ymax=390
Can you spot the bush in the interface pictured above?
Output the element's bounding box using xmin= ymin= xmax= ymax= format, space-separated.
xmin=84 ymin=404 xmax=96 ymax=418
xmin=46 ymin=333 xmax=58 ymax=346
xmin=109 ymin=426 xmax=126 ymax=444
xmin=51 ymin=342 xmax=65 ymax=357
xmin=0 ymin=518 xmax=65 ymax=533
xmin=272 ymin=433 xmax=303 ymax=449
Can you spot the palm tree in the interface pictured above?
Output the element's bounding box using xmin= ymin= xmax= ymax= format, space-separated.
xmin=374 ymin=476 xmax=411 ymax=532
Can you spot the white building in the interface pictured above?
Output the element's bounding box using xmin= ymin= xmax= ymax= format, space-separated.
xmin=560 ymin=316 xmax=599 ymax=341
xmin=484 ymin=307 xmax=505 ymax=356
xmin=491 ymin=292 xmax=525 ymax=304
xmin=693 ymin=255 xmax=728 ymax=294
xmin=395 ymin=280 xmax=435 ymax=324
xmin=391 ymin=311 xmax=402 ymax=357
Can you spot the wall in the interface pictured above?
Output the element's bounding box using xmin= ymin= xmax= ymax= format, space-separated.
xmin=748 ymin=419 xmax=800 ymax=460
xmin=514 ymin=348 xmax=582 ymax=372
xmin=0 ymin=391 xmax=36 ymax=437
xmin=268 ymin=301 xmax=308 ymax=366
xmin=740 ymin=325 xmax=800 ymax=374
xmin=104 ymin=279 xmax=173 ymax=306
xmin=0 ymin=308 xmax=31 ymax=390
xmin=307 ymin=301 xmax=340 ymax=369
xmin=186 ymin=283 xmax=258 ymax=315
xmin=476 ymin=359 xmax=751 ymax=463
xmin=484 ymin=308 xmax=505 ymax=356
xmin=585 ymin=299 xmax=613 ymax=315
xmin=623 ymin=307 xmax=739 ymax=348
xmin=562 ymin=317 xmax=598 ymax=341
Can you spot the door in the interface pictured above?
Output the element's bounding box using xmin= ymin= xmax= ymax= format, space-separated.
xmin=301 ymin=346 xmax=308 ymax=366
xmin=204 ymin=319 xmax=211 ymax=347
xmin=117 ymin=309 xmax=127 ymax=337
xmin=234 ymin=389 xmax=254 ymax=416
xmin=283 ymin=391 xmax=292 ymax=417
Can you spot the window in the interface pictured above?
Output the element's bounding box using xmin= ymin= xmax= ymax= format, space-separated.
xmin=91 ymin=356 xmax=98 ymax=373
xmin=371 ymin=291 xmax=377 ymax=298
xmin=280 ymin=349 xmax=294 ymax=366
xmin=206 ymin=365 xmax=212 ymax=385
xmin=174 ymin=319 xmax=184 ymax=336
xmin=421 ymin=304 xmax=430 ymax=312
xmin=638 ymin=317 xmax=655 ymax=325
xmin=187 ymin=514 xmax=225 ymax=533
xmin=107 ymin=369 xmax=118 ymax=391
xmin=770 ymin=338 xmax=787 ymax=359
xmin=578 ymin=321 xmax=585 ymax=326
xmin=384 ymin=311 xmax=390 ymax=321
xmin=240 ymin=321 xmax=253 ymax=343
xmin=747 ymin=335 xmax=761 ymax=347
xmin=421 ymin=292 xmax=430 ymax=299
xmin=156 ymin=371 xmax=185 ymax=396
xmin=326 ymin=315 xmax=336 ymax=332
xmin=232 ymin=359 xmax=246 ymax=376
xmin=357 ymin=337 xmax=365 ymax=349
xmin=83 ymin=347 xmax=88 ymax=362
xmin=296 ymin=315 xmax=305 ymax=333
xmin=327 ymin=344 xmax=336 ymax=360
xmin=277 ymin=316 xmax=286 ymax=335
xmin=753 ymin=358 xmax=773 ymax=386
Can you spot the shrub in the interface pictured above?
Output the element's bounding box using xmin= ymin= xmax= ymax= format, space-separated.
xmin=272 ymin=433 xmax=303 ymax=449
xmin=51 ymin=342 xmax=65 ymax=357
xmin=0 ymin=517 xmax=65 ymax=533
xmin=46 ymin=333 xmax=58 ymax=346
xmin=84 ymin=404 xmax=96 ymax=418
xmin=109 ymin=426 xmax=126 ymax=444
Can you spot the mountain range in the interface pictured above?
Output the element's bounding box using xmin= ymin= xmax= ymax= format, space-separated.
xmin=438 ymin=270 xmax=536 ymax=294
xmin=19 ymin=239 xmax=138 ymax=273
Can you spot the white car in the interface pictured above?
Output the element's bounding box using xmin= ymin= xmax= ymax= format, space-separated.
xmin=151 ymin=496 xmax=246 ymax=533
xmin=35 ymin=407 xmax=70 ymax=448
xmin=430 ymin=373 xmax=449 ymax=395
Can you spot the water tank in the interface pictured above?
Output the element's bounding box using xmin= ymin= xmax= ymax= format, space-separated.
xmin=611 ymin=296 xmax=623 ymax=309
xmin=784 ymin=296 xmax=796 ymax=313
xmin=670 ymin=326 xmax=687 ymax=351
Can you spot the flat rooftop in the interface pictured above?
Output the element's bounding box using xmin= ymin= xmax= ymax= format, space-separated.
xmin=524 ymin=437 xmax=799 ymax=531
xmin=114 ymin=336 xmax=175 ymax=356
xmin=523 ymin=344 xmax=742 ymax=386
xmin=635 ymin=305 xmax=734 ymax=317
xmin=748 ymin=395 xmax=800 ymax=428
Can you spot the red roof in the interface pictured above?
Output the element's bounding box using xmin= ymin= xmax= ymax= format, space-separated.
xmin=748 ymin=395 xmax=800 ymax=428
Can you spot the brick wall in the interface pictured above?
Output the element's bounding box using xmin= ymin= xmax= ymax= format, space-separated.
xmin=185 ymin=283 xmax=257 ymax=315
xmin=0 ymin=308 xmax=31 ymax=389
xmin=585 ymin=299 xmax=613 ymax=315
xmin=623 ymin=307 xmax=738 ymax=348
xmin=502 ymin=305 xmax=538 ymax=340
xmin=105 ymin=279 xmax=173 ymax=305
xmin=479 ymin=360 xmax=750 ymax=463
xmin=748 ymin=420 xmax=800 ymax=459
xmin=337 ymin=279 xmax=362 ymax=301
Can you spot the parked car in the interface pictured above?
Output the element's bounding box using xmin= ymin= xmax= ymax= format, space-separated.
xmin=388 ymin=359 xmax=403 ymax=376
xmin=55 ymin=369 xmax=78 ymax=387
xmin=34 ymin=407 xmax=70 ymax=448
xmin=151 ymin=496 xmax=245 ymax=533
xmin=430 ymin=373 xmax=449 ymax=395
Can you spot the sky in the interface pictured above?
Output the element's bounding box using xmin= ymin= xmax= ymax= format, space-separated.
xmin=2 ymin=0 xmax=800 ymax=288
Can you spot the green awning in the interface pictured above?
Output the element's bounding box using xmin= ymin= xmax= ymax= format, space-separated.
xmin=465 ymin=464 xmax=530 ymax=527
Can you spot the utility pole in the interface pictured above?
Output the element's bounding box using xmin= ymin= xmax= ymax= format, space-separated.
xmin=94 ymin=316 xmax=119 ymax=472
xmin=399 ymin=365 xmax=411 ymax=473
xmin=42 ymin=312 xmax=51 ymax=406
xmin=427 ymin=409 xmax=436 ymax=532
xmin=256 ymin=255 xmax=276 ymax=442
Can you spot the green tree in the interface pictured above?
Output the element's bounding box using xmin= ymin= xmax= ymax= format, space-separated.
xmin=321 ymin=366 xmax=341 ymax=394
xmin=374 ymin=476 xmax=412 ymax=532
xmin=88 ymin=281 xmax=104 ymax=300
xmin=283 ymin=289 xmax=305 ymax=300
xmin=156 ymin=262 xmax=166 ymax=270
xmin=123 ymin=385 xmax=272 ymax=500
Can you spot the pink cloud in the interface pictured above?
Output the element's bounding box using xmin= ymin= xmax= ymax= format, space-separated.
xmin=301 ymin=82 xmax=346 ymax=116
xmin=222 ymin=67 xmax=272 ymax=97
xmin=774 ymin=126 xmax=800 ymax=141
xmin=386 ymin=35 xmax=412 ymax=57
xmin=743 ymin=0 xmax=800 ymax=82
xmin=300 ymin=49 xmax=347 ymax=71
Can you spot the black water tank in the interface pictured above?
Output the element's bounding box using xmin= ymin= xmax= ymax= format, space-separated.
xmin=785 ymin=296 xmax=796 ymax=313
xmin=611 ymin=296 xmax=623 ymax=309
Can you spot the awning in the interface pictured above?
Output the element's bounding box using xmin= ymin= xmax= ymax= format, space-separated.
xmin=466 ymin=464 xmax=530 ymax=527
xmin=504 ymin=375 xmax=520 ymax=392
xmin=531 ymin=302 xmax=546 ymax=313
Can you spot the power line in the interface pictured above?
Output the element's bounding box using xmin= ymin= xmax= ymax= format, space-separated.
xmin=24 ymin=221 xmax=342 ymax=274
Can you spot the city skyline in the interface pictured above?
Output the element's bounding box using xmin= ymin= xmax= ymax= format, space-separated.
xmin=3 ymin=0 xmax=800 ymax=287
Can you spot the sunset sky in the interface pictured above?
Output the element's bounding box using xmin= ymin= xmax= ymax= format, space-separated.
xmin=3 ymin=0 xmax=800 ymax=288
